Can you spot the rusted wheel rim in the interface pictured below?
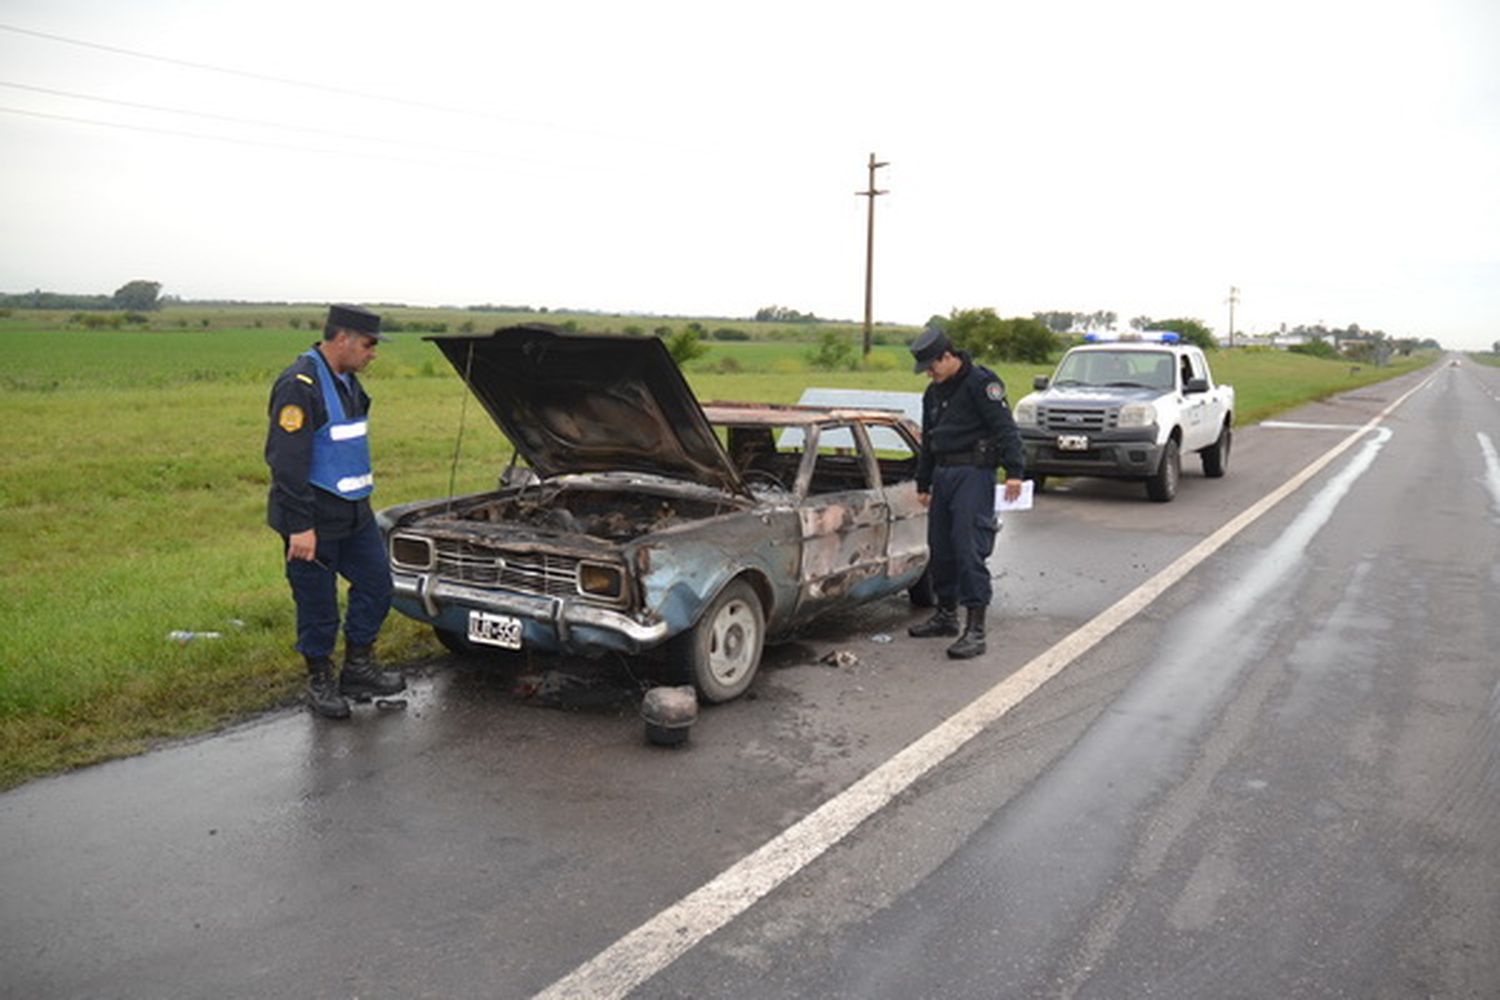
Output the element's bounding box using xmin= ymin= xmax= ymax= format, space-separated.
xmin=707 ymin=597 xmax=759 ymax=685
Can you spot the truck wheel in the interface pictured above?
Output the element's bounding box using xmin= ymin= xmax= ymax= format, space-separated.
xmin=1146 ymin=438 xmax=1180 ymax=502
xmin=674 ymin=578 xmax=764 ymax=703
xmin=1201 ymin=423 xmax=1231 ymax=478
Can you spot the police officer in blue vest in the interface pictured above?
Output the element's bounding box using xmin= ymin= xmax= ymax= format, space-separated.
xmin=908 ymin=327 xmax=1026 ymax=659
xmin=266 ymin=304 xmax=403 ymax=718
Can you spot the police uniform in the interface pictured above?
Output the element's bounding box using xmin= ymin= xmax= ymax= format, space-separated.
xmin=266 ymin=304 xmax=400 ymax=716
xmin=909 ymin=328 xmax=1025 ymax=658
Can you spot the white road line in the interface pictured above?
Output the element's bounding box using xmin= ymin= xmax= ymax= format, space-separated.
xmin=532 ymin=373 xmax=1439 ymax=1000
xmin=1476 ymin=433 xmax=1500 ymax=510
xmin=1260 ymin=420 xmax=1371 ymax=432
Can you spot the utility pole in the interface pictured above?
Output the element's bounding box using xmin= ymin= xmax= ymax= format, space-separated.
xmin=856 ymin=153 xmax=889 ymax=357
xmin=1226 ymin=285 xmax=1240 ymax=348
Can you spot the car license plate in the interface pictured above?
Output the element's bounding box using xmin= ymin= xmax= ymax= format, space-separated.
xmin=468 ymin=610 xmax=523 ymax=649
xmin=1057 ymin=434 xmax=1089 ymax=452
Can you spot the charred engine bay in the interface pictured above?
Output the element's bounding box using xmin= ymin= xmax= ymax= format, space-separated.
xmin=452 ymin=485 xmax=738 ymax=542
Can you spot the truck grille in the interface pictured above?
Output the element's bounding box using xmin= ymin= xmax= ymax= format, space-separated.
xmin=433 ymin=539 xmax=580 ymax=598
xmin=1037 ymin=406 xmax=1117 ymax=432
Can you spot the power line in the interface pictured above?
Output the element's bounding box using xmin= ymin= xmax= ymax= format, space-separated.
xmin=0 ymin=104 xmax=510 ymax=172
xmin=0 ymin=22 xmax=678 ymax=147
xmin=0 ymin=80 xmax=538 ymax=161
xmin=0 ymin=22 xmax=531 ymax=125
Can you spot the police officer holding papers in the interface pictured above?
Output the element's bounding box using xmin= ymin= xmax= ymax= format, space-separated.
xmin=908 ymin=326 xmax=1026 ymax=659
xmin=266 ymin=304 xmax=404 ymax=718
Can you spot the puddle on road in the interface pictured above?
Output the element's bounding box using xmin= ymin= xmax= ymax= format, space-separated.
xmin=437 ymin=654 xmax=652 ymax=713
xmin=424 ymin=594 xmax=922 ymax=713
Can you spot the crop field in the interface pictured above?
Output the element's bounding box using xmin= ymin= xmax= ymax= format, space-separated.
xmin=0 ymin=309 xmax=1433 ymax=788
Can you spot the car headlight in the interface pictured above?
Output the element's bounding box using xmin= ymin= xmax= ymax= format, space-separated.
xmin=577 ymin=561 xmax=625 ymax=600
xmin=1117 ymin=402 xmax=1157 ymax=428
xmin=1013 ymin=399 xmax=1038 ymax=426
xmin=390 ymin=534 xmax=435 ymax=571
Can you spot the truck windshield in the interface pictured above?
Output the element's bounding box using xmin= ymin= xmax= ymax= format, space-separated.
xmin=1053 ymin=350 xmax=1176 ymax=390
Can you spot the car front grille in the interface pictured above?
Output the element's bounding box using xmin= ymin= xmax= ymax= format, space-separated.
xmin=1037 ymin=406 xmax=1117 ymax=432
xmin=433 ymin=539 xmax=580 ymax=599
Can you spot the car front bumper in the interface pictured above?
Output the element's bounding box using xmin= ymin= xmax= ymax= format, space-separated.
xmin=392 ymin=571 xmax=671 ymax=655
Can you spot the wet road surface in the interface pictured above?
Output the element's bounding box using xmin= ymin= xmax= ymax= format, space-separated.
xmin=3 ymin=360 xmax=1498 ymax=998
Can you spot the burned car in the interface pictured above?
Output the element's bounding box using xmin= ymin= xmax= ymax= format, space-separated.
xmin=376 ymin=325 xmax=931 ymax=702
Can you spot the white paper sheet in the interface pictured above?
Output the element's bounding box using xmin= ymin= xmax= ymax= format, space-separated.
xmin=994 ymin=479 xmax=1036 ymax=512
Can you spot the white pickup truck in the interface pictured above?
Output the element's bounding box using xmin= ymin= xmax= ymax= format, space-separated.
xmin=1012 ymin=334 xmax=1235 ymax=502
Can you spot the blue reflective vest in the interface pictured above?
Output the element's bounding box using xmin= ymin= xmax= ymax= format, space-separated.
xmin=303 ymin=349 xmax=374 ymax=500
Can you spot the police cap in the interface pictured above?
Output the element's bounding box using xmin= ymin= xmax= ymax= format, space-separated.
xmin=909 ymin=326 xmax=954 ymax=373
xmin=326 ymin=304 xmax=385 ymax=340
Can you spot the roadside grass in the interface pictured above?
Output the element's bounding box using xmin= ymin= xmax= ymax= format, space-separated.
xmin=1209 ymin=348 xmax=1430 ymax=424
xmin=0 ymin=318 xmax=1434 ymax=788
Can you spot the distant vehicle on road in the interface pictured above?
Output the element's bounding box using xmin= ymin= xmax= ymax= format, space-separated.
xmin=1013 ymin=332 xmax=1235 ymax=502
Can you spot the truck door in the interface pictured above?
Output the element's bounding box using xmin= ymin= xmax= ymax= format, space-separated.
xmin=1180 ymin=350 xmax=1212 ymax=448
xmin=1188 ymin=350 xmax=1224 ymax=446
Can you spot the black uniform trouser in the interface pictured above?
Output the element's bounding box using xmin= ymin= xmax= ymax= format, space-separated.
xmin=283 ymin=517 xmax=393 ymax=659
xmin=928 ymin=464 xmax=999 ymax=608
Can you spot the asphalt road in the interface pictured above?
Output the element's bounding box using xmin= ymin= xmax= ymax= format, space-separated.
xmin=3 ymin=359 xmax=1497 ymax=999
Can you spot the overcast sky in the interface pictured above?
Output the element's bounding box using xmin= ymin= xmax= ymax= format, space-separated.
xmin=2 ymin=0 xmax=1496 ymax=347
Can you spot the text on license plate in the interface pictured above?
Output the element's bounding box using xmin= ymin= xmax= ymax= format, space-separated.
xmin=468 ymin=610 xmax=523 ymax=649
xmin=1056 ymin=434 xmax=1089 ymax=452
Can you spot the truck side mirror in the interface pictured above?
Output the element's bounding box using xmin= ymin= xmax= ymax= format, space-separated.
xmin=1033 ymin=375 xmax=1050 ymax=390
xmin=1184 ymin=377 xmax=1209 ymax=394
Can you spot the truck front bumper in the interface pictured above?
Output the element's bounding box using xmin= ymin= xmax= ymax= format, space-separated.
xmin=1020 ymin=428 xmax=1164 ymax=478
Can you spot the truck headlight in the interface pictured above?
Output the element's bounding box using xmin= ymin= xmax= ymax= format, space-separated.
xmin=1013 ymin=399 xmax=1038 ymax=426
xmin=1117 ymin=402 xmax=1157 ymax=428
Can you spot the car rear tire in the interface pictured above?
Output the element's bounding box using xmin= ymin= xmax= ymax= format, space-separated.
xmin=1145 ymin=437 xmax=1180 ymax=502
xmin=1201 ymin=423 xmax=1231 ymax=478
xmin=675 ymin=578 xmax=764 ymax=704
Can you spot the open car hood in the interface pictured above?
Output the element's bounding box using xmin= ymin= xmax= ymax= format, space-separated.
xmin=428 ymin=325 xmax=747 ymax=495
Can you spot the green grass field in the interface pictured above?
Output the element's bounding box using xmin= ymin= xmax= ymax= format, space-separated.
xmin=0 ymin=310 xmax=1433 ymax=788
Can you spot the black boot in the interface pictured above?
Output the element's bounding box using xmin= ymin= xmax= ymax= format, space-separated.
xmin=946 ymin=607 xmax=987 ymax=660
xmin=339 ymin=643 xmax=406 ymax=700
xmin=306 ymin=656 xmax=351 ymax=719
xmin=909 ymin=603 xmax=960 ymax=638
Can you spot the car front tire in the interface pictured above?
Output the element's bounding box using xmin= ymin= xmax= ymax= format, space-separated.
xmin=674 ymin=578 xmax=764 ymax=703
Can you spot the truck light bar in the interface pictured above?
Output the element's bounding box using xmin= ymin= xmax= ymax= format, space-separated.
xmin=1083 ymin=331 xmax=1182 ymax=344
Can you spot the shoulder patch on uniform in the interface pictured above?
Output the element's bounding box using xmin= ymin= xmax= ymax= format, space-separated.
xmin=277 ymin=404 xmax=305 ymax=432
xmin=985 ymin=382 xmax=1005 ymax=401
xmin=295 ymin=373 xmax=315 ymax=385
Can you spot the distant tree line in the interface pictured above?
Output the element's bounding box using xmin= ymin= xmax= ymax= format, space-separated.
xmin=1 ymin=280 xmax=163 ymax=311
xmin=754 ymin=304 xmax=821 ymax=323
xmin=1125 ymin=316 xmax=1218 ymax=351
xmin=926 ymin=309 xmax=1060 ymax=365
xmin=1280 ymin=323 xmax=1438 ymax=362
